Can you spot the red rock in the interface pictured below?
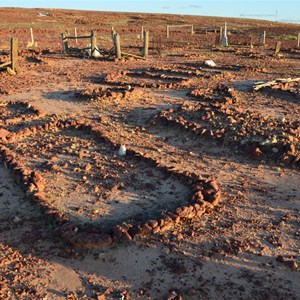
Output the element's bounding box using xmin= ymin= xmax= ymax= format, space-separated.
xmin=250 ymin=147 xmax=263 ymax=160
xmin=141 ymin=223 xmax=153 ymax=235
xmin=160 ymin=222 xmax=173 ymax=233
xmin=192 ymin=191 xmax=204 ymax=202
xmin=177 ymin=206 xmax=191 ymax=218
xmin=198 ymin=200 xmax=214 ymax=209
xmin=111 ymin=225 xmax=132 ymax=242
xmin=152 ymin=226 xmax=161 ymax=234
xmin=148 ymin=219 xmax=159 ymax=228
xmin=167 ymin=212 xmax=180 ymax=223
xmin=0 ymin=128 xmax=10 ymax=139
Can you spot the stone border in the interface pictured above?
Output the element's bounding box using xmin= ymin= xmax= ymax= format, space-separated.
xmin=103 ymin=69 xmax=193 ymax=90
xmin=0 ymin=119 xmax=222 ymax=249
xmin=152 ymin=106 xmax=300 ymax=168
xmin=189 ymin=83 xmax=239 ymax=104
xmin=0 ymin=101 xmax=44 ymax=126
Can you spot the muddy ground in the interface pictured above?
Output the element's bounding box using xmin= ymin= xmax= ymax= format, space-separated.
xmin=0 ymin=8 xmax=300 ymax=300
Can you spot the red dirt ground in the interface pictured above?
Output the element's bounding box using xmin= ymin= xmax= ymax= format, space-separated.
xmin=0 ymin=7 xmax=300 ymax=300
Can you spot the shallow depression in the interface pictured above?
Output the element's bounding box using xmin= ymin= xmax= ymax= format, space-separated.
xmin=9 ymin=126 xmax=191 ymax=230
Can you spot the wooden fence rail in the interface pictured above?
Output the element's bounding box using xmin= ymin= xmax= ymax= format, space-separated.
xmin=111 ymin=30 xmax=149 ymax=59
xmin=61 ymin=30 xmax=99 ymax=57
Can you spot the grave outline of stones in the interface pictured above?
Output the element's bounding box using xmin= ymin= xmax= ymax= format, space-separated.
xmin=0 ymin=118 xmax=222 ymax=249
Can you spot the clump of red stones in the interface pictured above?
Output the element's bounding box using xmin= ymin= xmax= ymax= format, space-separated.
xmin=152 ymin=102 xmax=300 ymax=168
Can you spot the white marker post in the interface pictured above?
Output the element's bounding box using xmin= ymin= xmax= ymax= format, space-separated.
xmin=221 ymin=22 xmax=228 ymax=47
xmin=30 ymin=28 xmax=34 ymax=44
xmin=75 ymin=27 xmax=78 ymax=44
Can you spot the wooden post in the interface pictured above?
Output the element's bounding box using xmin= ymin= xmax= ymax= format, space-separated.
xmin=263 ymin=31 xmax=266 ymax=46
xmin=143 ymin=30 xmax=149 ymax=58
xmin=11 ymin=38 xmax=18 ymax=72
xmin=219 ymin=26 xmax=223 ymax=42
xmin=250 ymin=36 xmax=253 ymax=49
xmin=114 ymin=34 xmax=121 ymax=59
xmin=297 ymin=32 xmax=300 ymax=48
xmin=191 ymin=25 xmax=194 ymax=36
xmin=167 ymin=25 xmax=169 ymax=38
xmin=275 ymin=41 xmax=281 ymax=54
xmin=61 ymin=33 xmax=69 ymax=53
xmin=91 ymin=30 xmax=97 ymax=58
xmin=111 ymin=27 xmax=116 ymax=47
xmin=111 ymin=27 xmax=115 ymax=39
xmin=75 ymin=27 xmax=78 ymax=44
xmin=30 ymin=28 xmax=34 ymax=44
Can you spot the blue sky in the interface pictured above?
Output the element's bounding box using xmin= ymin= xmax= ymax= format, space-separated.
xmin=1 ymin=1 xmax=300 ymax=23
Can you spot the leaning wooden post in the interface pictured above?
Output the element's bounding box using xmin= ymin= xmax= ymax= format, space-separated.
xmin=274 ymin=41 xmax=281 ymax=55
xmin=114 ymin=34 xmax=121 ymax=59
xmin=297 ymin=32 xmax=300 ymax=48
xmin=250 ymin=36 xmax=254 ymax=49
xmin=61 ymin=33 xmax=69 ymax=53
xmin=143 ymin=30 xmax=149 ymax=58
xmin=263 ymin=31 xmax=266 ymax=46
xmin=91 ymin=30 xmax=97 ymax=58
xmin=11 ymin=38 xmax=18 ymax=73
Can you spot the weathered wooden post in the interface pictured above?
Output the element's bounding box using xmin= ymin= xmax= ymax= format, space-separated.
xmin=91 ymin=30 xmax=97 ymax=58
xmin=275 ymin=41 xmax=281 ymax=55
xmin=143 ymin=30 xmax=149 ymax=58
xmin=11 ymin=38 xmax=18 ymax=72
xmin=250 ymin=36 xmax=254 ymax=49
xmin=191 ymin=25 xmax=194 ymax=36
xmin=114 ymin=34 xmax=121 ymax=59
xmin=111 ymin=27 xmax=114 ymax=37
xmin=61 ymin=33 xmax=69 ymax=53
xmin=167 ymin=25 xmax=170 ymax=38
xmin=297 ymin=32 xmax=300 ymax=48
xmin=263 ymin=31 xmax=266 ymax=46
xmin=111 ymin=27 xmax=116 ymax=47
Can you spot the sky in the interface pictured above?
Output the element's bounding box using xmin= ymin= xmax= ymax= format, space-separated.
xmin=1 ymin=1 xmax=300 ymax=23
